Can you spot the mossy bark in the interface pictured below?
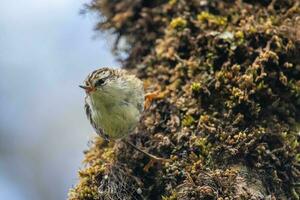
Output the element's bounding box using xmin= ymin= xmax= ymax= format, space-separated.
xmin=69 ymin=0 xmax=300 ymax=199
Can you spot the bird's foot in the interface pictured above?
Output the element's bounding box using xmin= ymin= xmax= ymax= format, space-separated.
xmin=123 ymin=140 xmax=171 ymax=171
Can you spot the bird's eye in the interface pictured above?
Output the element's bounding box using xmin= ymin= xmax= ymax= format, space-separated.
xmin=95 ymin=79 xmax=105 ymax=87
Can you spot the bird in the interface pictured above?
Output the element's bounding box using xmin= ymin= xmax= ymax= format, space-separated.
xmin=79 ymin=67 xmax=170 ymax=164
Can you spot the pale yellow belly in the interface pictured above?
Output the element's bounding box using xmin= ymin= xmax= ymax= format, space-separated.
xmin=92 ymin=103 xmax=141 ymax=139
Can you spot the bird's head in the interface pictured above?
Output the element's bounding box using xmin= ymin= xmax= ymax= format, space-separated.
xmin=79 ymin=68 xmax=113 ymax=95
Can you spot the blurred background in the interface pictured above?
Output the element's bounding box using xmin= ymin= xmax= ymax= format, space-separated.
xmin=0 ymin=0 xmax=117 ymax=199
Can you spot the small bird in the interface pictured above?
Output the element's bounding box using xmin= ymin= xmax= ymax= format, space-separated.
xmin=80 ymin=67 xmax=169 ymax=163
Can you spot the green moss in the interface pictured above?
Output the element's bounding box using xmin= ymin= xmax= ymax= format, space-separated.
xmin=68 ymin=138 xmax=116 ymax=200
xmin=169 ymin=17 xmax=187 ymax=29
xmin=182 ymin=115 xmax=195 ymax=127
xmin=289 ymin=80 xmax=300 ymax=97
xmin=194 ymin=137 xmax=211 ymax=157
xmin=190 ymin=82 xmax=201 ymax=93
xmin=162 ymin=191 xmax=178 ymax=200
xmin=291 ymin=187 xmax=300 ymax=200
xmin=197 ymin=11 xmax=227 ymax=26
xmin=234 ymin=30 xmax=245 ymax=45
xmin=168 ymin=0 xmax=177 ymax=6
xmin=295 ymin=154 xmax=300 ymax=162
xmin=234 ymin=31 xmax=244 ymax=39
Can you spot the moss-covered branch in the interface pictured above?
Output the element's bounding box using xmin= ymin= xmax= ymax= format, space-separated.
xmin=69 ymin=0 xmax=300 ymax=199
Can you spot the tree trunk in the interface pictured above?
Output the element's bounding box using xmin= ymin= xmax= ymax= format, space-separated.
xmin=68 ymin=0 xmax=300 ymax=199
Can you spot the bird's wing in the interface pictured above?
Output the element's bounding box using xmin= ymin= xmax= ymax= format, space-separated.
xmin=85 ymin=102 xmax=110 ymax=141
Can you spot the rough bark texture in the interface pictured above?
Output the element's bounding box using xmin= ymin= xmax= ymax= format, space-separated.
xmin=68 ymin=0 xmax=300 ymax=199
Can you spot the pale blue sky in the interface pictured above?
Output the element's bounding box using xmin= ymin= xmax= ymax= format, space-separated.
xmin=0 ymin=0 xmax=117 ymax=199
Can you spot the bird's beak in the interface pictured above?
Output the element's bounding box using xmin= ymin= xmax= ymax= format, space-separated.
xmin=79 ymin=85 xmax=95 ymax=93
